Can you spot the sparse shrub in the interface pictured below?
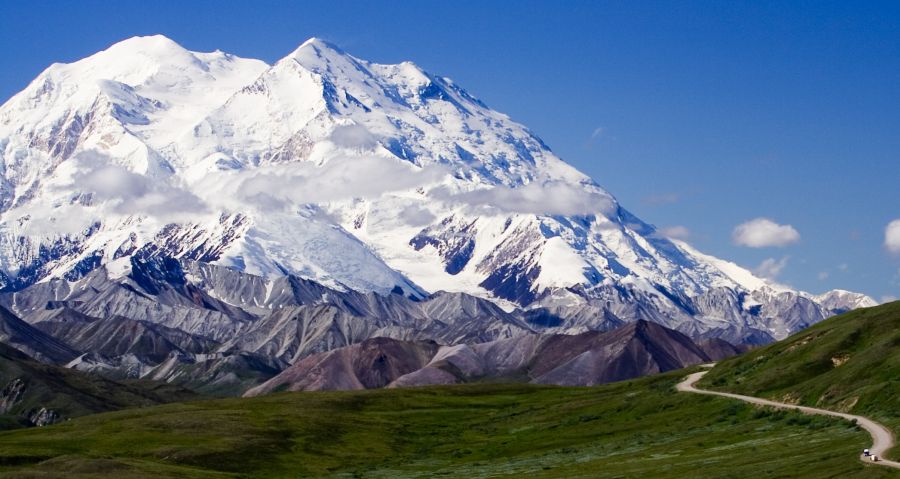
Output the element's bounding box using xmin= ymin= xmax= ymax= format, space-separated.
xmin=786 ymin=415 xmax=812 ymax=426
xmin=752 ymin=408 xmax=771 ymax=419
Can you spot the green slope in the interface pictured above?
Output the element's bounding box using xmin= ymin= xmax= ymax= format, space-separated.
xmin=701 ymin=301 xmax=899 ymax=430
xmin=0 ymin=343 xmax=198 ymax=429
xmin=0 ymin=371 xmax=894 ymax=478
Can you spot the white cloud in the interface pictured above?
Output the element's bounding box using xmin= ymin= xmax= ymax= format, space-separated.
xmin=435 ymin=181 xmax=617 ymax=217
xmin=328 ymin=124 xmax=378 ymax=150
xmin=73 ymin=162 xmax=208 ymax=220
xmin=817 ymin=271 xmax=829 ymax=281
xmin=11 ymin=130 xmax=621 ymax=237
xmin=15 ymin=148 xmax=450 ymax=236
xmin=885 ymin=219 xmax=900 ymax=254
xmin=9 ymin=203 xmax=98 ymax=236
xmin=584 ymin=127 xmax=608 ymax=148
xmin=881 ymin=295 xmax=898 ymax=304
xmin=398 ymin=204 xmax=436 ymax=226
xmin=837 ymin=263 xmax=849 ymax=272
xmin=203 ymin=154 xmax=449 ymax=213
xmin=658 ymin=225 xmax=691 ymax=240
xmin=208 ymin=146 xmax=614 ymax=219
xmin=203 ymin=152 xmax=613 ymax=219
xmin=754 ymin=256 xmax=789 ymax=280
xmin=12 ymin=153 xmax=210 ymax=236
xmin=732 ymin=218 xmax=800 ymax=248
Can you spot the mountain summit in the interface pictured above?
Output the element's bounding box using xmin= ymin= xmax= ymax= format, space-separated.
xmin=0 ymin=36 xmax=875 ymax=344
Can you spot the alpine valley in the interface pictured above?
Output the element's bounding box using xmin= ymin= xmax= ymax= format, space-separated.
xmin=0 ymin=36 xmax=877 ymax=407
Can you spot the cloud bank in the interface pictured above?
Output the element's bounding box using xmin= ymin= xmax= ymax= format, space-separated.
xmin=11 ymin=153 xmax=210 ymax=236
xmin=732 ymin=218 xmax=800 ymax=248
xmin=754 ymin=256 xmax=789 ymax=280
xmin=205 ymin=155 xmax=447 ymax=211
xmin=658 ymin=225 xmax=691 ymax=240
xmin=9 ymin=138 xmax=620 ymax=238
xmin=434 ymin=181 xmax=617 ymax=217
xmin=74 ymin=162 xmax=209 ymax=219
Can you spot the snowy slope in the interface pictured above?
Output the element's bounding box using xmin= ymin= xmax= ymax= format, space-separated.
xmin=0 ymin=35 xmax=875 ymax=343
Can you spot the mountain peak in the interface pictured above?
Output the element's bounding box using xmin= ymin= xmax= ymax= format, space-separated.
xmin=32 ymin=34 xmax=206 ymax=88
xmin=106 ymin=34 xmax=187 ymax=53
xmin=298 ymin=36 xmax=336 ymax=49
xmin=288 ymin=37 xmax=348 ymax=61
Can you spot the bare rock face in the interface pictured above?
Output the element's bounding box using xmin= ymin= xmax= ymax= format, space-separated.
xmin=244 ymin=338 xmax=440 ymax=395
xmin=697 ymin=338 xmax=749 ymax=361
xmin=1 ymin=258 xmax=533 ymax=392
xmin=0 ymin=378 xmax=26 ymax=413
xmin=388 ymin=367 xmax=459 ymax=388
xmin=246 ymin=320 xmax=733 ymax=395
xmin=142 ymin=351 xmax=283 ymax=397
xmin=36 ymin=312 xmax=219 ymax=365
xmin=388 ymin=344 xmax=487 ymax=388
xmin=27 ymin=407 xmax=59 ymax=427
xmin=527 ymin=320 xmax=710 ymax=386
xmin=0 ymin=306 xmax=79 ymax=365
xmin=353 ymin=338 xmax=441 ymax=388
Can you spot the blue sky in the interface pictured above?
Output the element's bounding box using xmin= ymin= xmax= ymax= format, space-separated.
xmin=1 ymin=0 xmax=898 ymax=301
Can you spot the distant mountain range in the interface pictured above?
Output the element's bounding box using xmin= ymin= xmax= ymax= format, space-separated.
xmin=0 ymin=36 xmax=878 ymax=404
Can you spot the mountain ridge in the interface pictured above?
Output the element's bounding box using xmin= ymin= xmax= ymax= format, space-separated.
xmin=243 ymin=319 xmax=719 ymax=396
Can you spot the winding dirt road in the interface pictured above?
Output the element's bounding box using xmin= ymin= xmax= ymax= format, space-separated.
xmin=677 ymin=369 xmax=900 ymax=470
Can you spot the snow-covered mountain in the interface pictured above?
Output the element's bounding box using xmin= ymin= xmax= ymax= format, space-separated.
xmin=0 ymin=35 xmax=876 ymax=346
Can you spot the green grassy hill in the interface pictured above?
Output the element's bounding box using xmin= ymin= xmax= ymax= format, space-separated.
xmin=0 ymin=370 xmax=894 ymax=478
xmin=0 ymin=343 xmax=198 ymax=429
xmin=701 ymin=300 xmax=900 ymax=437
xmin=2 ymin=302 xmax=898 ymax=478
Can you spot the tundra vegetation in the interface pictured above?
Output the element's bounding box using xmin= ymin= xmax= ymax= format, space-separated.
xmin=0 ymin=370 xmax=893 ymax=478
